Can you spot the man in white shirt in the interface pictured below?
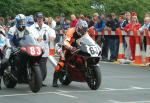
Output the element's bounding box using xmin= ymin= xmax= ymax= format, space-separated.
xmin=29 ymin=12 xmax=56 ymax=85
xmin=139 ymin=17 xmax=150 ymax=32
xmin=139 ymin=17 xmax=150 ymax=51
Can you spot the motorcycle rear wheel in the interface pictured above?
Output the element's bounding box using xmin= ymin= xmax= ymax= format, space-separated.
xmin=87 ymin=66 xmax=101 ymax=90
xmin=28 ymin=64 xmax=42 ymax=93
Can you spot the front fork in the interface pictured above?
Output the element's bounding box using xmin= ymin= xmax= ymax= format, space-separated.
xmin=27 ymin=63 xmax=31 ymax=80
xmin=84 ymin=62 xmax=100 ymax=80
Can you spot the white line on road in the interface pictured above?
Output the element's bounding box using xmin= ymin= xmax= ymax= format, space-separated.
xmin=0 ymin=91 xmax=55 ymax=98
xmin=55 ymin=87 xmax=150 ymax=93
xmin=0 ymin=91 xmax=78 ymax=99
xmin=54 ymin=92 xmax=78 ymax=99
xmin=109 ymin=100 xmax=150 ymax=103
xmin=0 ymin=87 xmax=150 ymax=98
xmin=131 ymin=86 xmax=145 ymax=89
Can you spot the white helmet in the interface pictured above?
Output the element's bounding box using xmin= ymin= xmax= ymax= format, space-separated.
xmin=76 ymin=20 xmax=88 ymax=36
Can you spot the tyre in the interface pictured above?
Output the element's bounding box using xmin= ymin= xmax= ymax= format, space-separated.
xmin=59 ymin=69 xmax=72 ymax=85
xmin=87 ymin=66 xmax=101 ymax=90
xmin=3 ymin=68 xmax=17 ymax=88
xmin=28 ymin=64 xmax=42 ymax=93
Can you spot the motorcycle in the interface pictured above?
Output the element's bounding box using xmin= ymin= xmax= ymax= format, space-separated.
xmin=58 ymin=33 xmax=102 ymax=90
xmin=3 ymin=35 xmax=43 ymax=93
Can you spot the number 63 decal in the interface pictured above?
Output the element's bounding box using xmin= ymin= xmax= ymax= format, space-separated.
xmin=88 ymin=46 xmax=99 ymax=54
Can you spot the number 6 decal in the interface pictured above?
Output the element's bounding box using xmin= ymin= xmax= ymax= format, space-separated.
xmin=89 ymin=47 xmax=95 ymax=54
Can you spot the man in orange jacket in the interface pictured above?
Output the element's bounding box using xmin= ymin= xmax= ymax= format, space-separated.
xmin=52 ymin=20 xmax=88 ymax=87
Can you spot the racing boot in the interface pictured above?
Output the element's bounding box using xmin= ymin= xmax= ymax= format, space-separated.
xmin=52 ymin=71 xmax=59 ymax=87
xmin=52 ymin=59 xmax=64 ymax=87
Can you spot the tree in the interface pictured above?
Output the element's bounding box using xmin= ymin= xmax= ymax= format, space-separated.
xmin=0 ymin=0 xmax=149 ymax=22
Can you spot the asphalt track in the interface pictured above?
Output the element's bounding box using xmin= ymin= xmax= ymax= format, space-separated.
xmin=0 ymin=60 xmax=150 ymax=103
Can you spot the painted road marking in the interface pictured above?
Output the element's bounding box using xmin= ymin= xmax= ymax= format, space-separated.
xmin=54 ymin=92 xmax=78 ymax=99
xmin=0 ymin=87 xmax=150 ymax=98
xmin=109 ymin=100 xmax=150 ymax=103
xmin=0 ymin=91 xmax=77 ymax=99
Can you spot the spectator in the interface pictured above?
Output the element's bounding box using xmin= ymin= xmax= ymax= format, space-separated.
xmin=47 ymin=17 xmax=56 ymax=29
xmin=122 ymin=12 xmax=132 ymax=60
xmin=124 ymin=12 xmax=141 ymax=61
xmin=55 ymin=16 xmax=62 ymax=43
xmin=105 ymin=13 xmax=120 ymax=62
xmin=94 ymin=16 xmax=106 ymax=32
xmin=119 ymin=15 xmax=124 ymax=29
xmin=145 ymin=12 xmax=150 ymax=18
xmin=94 ymin=16 xmax=106 ymax=44
xmin=88 ymin=13 xmax=99 ymax=28
xmin=85 ymin=15 xmax=91 ymax=25
xmin=70 ymin=14 xmax=78 ymax=27
xmin=139 ymin=17 xmax=150 ymax=51
xmin=139 ymin=17 xmax=150 ymax=32
xmin=79 ymin=14 xmax=85 ymax=20
xmin=121 ymin=12 xmax=131 ymax=28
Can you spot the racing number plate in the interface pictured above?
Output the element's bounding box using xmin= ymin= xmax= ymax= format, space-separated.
xmin=87 ymin=45 xmax=99 ymax=56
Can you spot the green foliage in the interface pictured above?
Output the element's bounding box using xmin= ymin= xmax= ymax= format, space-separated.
xmin=0 ymin=0 xmax=149 ymax=22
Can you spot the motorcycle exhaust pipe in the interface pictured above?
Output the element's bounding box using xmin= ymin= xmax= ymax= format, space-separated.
xmin=48 ymin=56 xmax=58 ymax=67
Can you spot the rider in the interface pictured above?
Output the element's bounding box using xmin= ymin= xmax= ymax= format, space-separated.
xmin=0 ymin=14 xmax=30 ymax=89
xmin=52 ymin=20 xmax=88 ymax=87
xmin=26 ymin=15 xmax=34 ymax=27
xmin=0 ymin=27 xmax=12 ymax=90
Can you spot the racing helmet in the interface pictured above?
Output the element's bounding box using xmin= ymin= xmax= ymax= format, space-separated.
xmin=76 ymin=20 xmax=88 ymax=37
xmin=15 ymin=14 xmax=26 ymax=31
xmin=26 ymin=15 xmax=34 ymax=27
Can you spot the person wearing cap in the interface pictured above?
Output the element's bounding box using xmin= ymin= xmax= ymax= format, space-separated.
xmin=52 ymin=20 xmax=88 ymax=87
xmin=29 ymin=12 xmax=56 ymax=84
xmin=124 ymin=12 xmax=141 ymax=61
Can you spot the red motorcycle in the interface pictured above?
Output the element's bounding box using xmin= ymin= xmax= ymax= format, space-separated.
xmin=3 ymin=35 xmax=43 ymax=93
xmin=58 ymin=33 xmax=102 ymax=90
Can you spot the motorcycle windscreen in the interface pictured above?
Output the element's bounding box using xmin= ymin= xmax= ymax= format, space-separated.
xmin=19 ymin=35 xmax=39 ymax=47
xmin=76 ymin=33 xmax=101 ymax=57
xmin=76 ymin=33 xmax=96 ymax=46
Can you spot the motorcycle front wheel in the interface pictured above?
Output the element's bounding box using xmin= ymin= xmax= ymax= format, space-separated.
xmin=87 ymin=66 xmax=101 ymax=90
xmin=59 ymin=68 xmax=72 ymax=85
xmin=28 ymin=64 xmax=42 ymax=93
xmin=3 ymin=67 xmax=17 ymax=88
